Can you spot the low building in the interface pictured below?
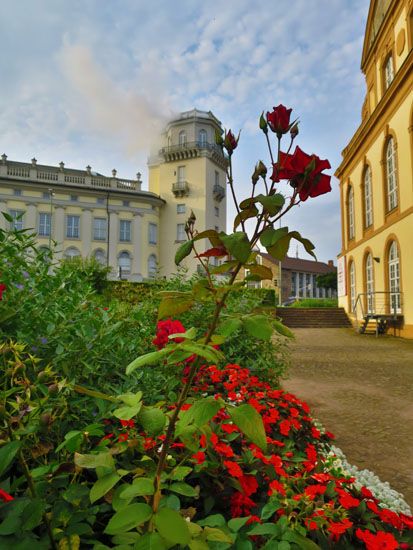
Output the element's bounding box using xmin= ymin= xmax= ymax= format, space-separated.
xmin=279 ymin=256 xmax=337 ymax=304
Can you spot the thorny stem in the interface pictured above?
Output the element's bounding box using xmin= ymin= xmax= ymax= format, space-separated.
xmin=227 ymin=157 xmax=245 ymax=232
xmin=265 ymin=132 xmax=275 ymax=166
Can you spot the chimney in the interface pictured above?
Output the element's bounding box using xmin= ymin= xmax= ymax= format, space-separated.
xmin=328 ymin=260 xmax=334 ymax=267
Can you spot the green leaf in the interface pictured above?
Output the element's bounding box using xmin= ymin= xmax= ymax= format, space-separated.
xmin=266 ymin=234 xmax=292 ymax=261
xmin=189 ymin=541 xmax=210 ymax=550
xmin=256 ymin=194 xmax=285 ymax=215
xmin=248 ymin=523 xmax=278 ymax=535
xmin=170 ymin=466 xmax=193 ymax=481
xmin=283 ymin=530 xmax=321 ymax=549
xmin=0 ymin=440 xmax=21 ymax=477
xmin=204 ymin=526 xmax=233 ymax=543
xmin=239 ymin=197 xmax=258 ymax=210
xmin=247 ymin=265 xmax=273 ymax=281
xmin=197 ymin=514 xmax=226 ymax=527
xmin=228 ymin=516 xmax=251 ymax=532
xmin=104 ymin=503 xmax=152 ymax=534
xmin=138 ymin=407 xmax=166 ymax=436
xmin=135 ymin=533 xmax=167 ymax=550
xmin=260 ymin=227 xmax=289 ymax=248
xmin=90 ymin=472 xmax=121 ymax=503
xmin=218 ymin=318 xmax=243 ymax=337
xmin=113 ymin=403 xmax=142 ymax=421
xmin=177 ymin=341 xmax=224 ymax=364
xmin=118 ymin=391 xmax=143 ymax=407
xmin=21 ymin=498 xmax=46 ymax=531
xmin=260 ymin=499 xmax=281 ymax=521
xmin=175 ymin=239 xmax=194 ymax=265
xmin=74 ymin=452 xmax=114 ymax=470
xmin=179 ymin=397 xmax=223 ymax=429
xmin=120 ymin=478 xmax=155 ymax=498
xmin=169 ymin=482 xmax=198 ymax=497
xmin=273 ymin=319 xmax=294 ymax=338
xmin=126 ymin=348 xmax=170 ymax=375
xmin=288 ymin=231 xmax=317 ymax=260
xmin=154 ymin=508 xmax=190 ymax=545
xmin=210 ymin=260 xmax=239 ymax=274
xmin=228 ymin=404 xmax=267 ymax=451
xmin=242 ymin=314 xmax=273 ymax=340
xmin=193 ymin=229 xmax=222 ymax=247
xmin=158 ymin=296 xmax=194 ymax=319
xmin=219 ymin=232 xmax=251 ymax=263
xmin=169 ymin=326 xmax=197 ymax=341
xmin=233 ymin=206 xmax=258 ymax=231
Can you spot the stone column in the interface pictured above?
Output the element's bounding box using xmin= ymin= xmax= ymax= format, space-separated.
xmin=54 ymin=206 xmax=65 ymax=259
xmin=0 ymin=199 xmax=7 ymax=229
xmin=25 ymin=203 xmax=37 ymax=233
xmin=132 ymin=214 xmax=142 ymax=279
xmin=81 ymin=208 xmax=92 ymax=257
xmin=108 ymin=211 xmax=118 ymax=276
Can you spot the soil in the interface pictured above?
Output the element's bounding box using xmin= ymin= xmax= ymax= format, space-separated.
xmin=282 ymin=327 xmax=413 ymax=507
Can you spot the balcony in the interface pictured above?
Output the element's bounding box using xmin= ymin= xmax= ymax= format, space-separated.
xmin=213 ymin=183 xmax=225 ymax=202
xmin=159 ymin=141 xmax=229 ymax=168
xmin=172 ymin=180 xmax=190 ymax=197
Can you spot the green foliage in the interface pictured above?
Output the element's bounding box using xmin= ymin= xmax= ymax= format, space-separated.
xmin=316 ymin=271 xmax=337 ymax=291
xmin=289 ymin=298 xmax=338 ymax=308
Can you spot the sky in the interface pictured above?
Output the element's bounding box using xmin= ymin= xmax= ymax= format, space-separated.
xmin=0 ymin=0 xmax=370 ymax=263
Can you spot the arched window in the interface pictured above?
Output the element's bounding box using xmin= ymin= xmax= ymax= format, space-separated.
xmin=198 ymin=129 xmax=207 ymax=146
xmin=347 ymin=186 xmax=355 ymax=240
xmin=365 ymin=253 xmax=374 ymax=314
xmin=364 ymin=166 xmax=373 ymax=228
xmin=349 ymin=261 xmax=356 ymax=312
xmin=386 ymin=137 xmax=398 ymax=211
xmin=64 ymin=247 xmax=80 ymax=259
xmin=94 ymin=249 xmax=106 ymax=265
xmin=118 ymin=251 xmax=131 ymax=278
xmin=179 ymin=131 xmax=186 ymax=146
xmin=148 ymin=254 xmax=157 ymax=278
xmin=388 ymin=241 xmax=401 ymax=314
xmin=384 ymin=54 xmax=394 ymax=90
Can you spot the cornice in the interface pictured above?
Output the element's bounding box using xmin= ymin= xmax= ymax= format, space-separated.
xmin=335 ymin=49 xmax=413 ymax=179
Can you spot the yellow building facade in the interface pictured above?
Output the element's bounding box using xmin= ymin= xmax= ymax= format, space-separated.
xmin=336 ymin=0 xmax=413 ymax=337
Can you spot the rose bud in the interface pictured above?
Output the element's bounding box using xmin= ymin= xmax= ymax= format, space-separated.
xmin=223 ymin=130 xmax=240 ymax=154
xmin=290 ymin=122 xmax=299 ymax=138
xmin=266 ymin=104 xmax=293 ymax=137
xmin=259 ymin=112 xmax=268 ymax=134
xmin=215 ymin=129 xmax=224 ymax=147
xmin=252 ymin=161 xmax=267 ymax=184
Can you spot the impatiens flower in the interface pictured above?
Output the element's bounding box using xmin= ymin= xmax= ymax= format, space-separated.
xmin=279 ymin=419 xmax=291 ymax=436
xmin=268 ymin=479 xmax=286 ymax=497
xmin=239 ymin=475 xmax=258 ymax=497
xmin=224 ymin=461 xmax=244 ymax=478
xmin=0 ymin=283 xmax=6 ymax=301
xmin=266 ymin=105 xmax=293 ymax=136
xmin=192 ymin=451 xmax=206 ymax=465
xmin=120 ymin=419 xmax=135 ymax=428
xmin=336 ymin=488 xmax=360 ymax=509
xmin=270 ymin=146 xmax=331 ymax=201
xmin=0 ymin=489 xmax=14 ymax=502
xmin=356 ymin=528 xmax=399 ymax=550
xmin=304 ymin=484 xmax=326 ymax=500
xmin=230 ymin=492 xmax=255 ymax=517
xmin=328 ymin=518 xmax=353 ymax=541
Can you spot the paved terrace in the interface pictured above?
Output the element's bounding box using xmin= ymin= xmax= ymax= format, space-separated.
xmin=283 ymin=328 xmax=413 ymax=507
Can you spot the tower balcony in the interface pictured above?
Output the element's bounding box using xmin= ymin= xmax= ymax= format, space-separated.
xmin=159 ymin=141 xmax=229 ymax=169
xmin=213 ymin=183 xmax=225 ymax=202
xmin=172 ymin=180 xmax=190 ymax=197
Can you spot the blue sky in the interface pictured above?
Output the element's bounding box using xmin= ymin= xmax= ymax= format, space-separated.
xmin=0 ymin=0 xmax=370 ymax=262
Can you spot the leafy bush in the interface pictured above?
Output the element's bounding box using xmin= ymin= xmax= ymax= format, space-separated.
xmin=289 ymin=298 xmax=338 ymax=308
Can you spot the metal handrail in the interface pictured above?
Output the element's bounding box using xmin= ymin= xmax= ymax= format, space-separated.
xmin=353 ymin=291 xmax=403 ymax=331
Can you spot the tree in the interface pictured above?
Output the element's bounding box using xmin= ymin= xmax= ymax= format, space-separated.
xmin=316 ymin=271 xmax=337 ymax=291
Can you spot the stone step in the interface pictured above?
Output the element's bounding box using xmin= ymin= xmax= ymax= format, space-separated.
xmin=275 ymin=307 xmax=351 ymax=328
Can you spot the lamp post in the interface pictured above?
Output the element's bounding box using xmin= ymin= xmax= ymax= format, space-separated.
xmin=48 ymin=188 xmax=55 ymax=249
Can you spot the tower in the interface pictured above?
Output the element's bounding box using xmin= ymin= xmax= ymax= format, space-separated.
xmin=148 ymin=109 xmax=228 ymax=277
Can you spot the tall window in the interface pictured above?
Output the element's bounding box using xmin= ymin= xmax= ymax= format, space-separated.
xmin=118 ymin=251 xmax=131 ymax=277
xmin=93 ymin=218 xmax=107 ymax=241
xmin=148 ymin=223 xmax=157 ymax=244
xmin=38 ymin=213 xmax=51 ymax=237
xmin=66 ymin=215 xmax=80 ymax=238
xmin=179 ymin=131 xmax=186 ymax=146
xmin=178 ymin=166 xmax=185 ymax=182
xmin=215 ymin=171 xmax=220 ymax=186
xmin=148 ymin=255 xmax=157 ymax=278
xmin=384 ymin=55 xmax=394 ymax=90
xmin=386 ymin=137 xmax=398 ymax=211
xmin=9 ymin=210 xmax=24 ymax=230
xmin=349 ymin=261 xmax=356 ymax=312
xmin=199 ymin=129 xmax=207 ymax=146
xmin=364 ymin=166 xmax=373 ymax=228
xmin=177 ymin=223 xmax=186 ymax=241
xmin=177 ymin=204 xmax=186 ymax=214
xmin=291 ymin=272 xmax=297 ymax=297
xmin=65 ymin=247 xmax=80 ymax=259
xmin=348 ymin=186 xmax=355 ymax=240
xmin=365 ymin=253 xmax=374 ymax=314
xmin=119 ymin=220 xmax=131 ymax=242
xmin=388 ymin=241 xmax=401 ymax=313
xmin=94 ymin=249 xmax=106 ymax=265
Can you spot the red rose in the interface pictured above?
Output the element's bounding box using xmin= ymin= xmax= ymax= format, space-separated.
xmin=271 ymin=146 xmax=331 ymax=201
xmin=0 ymin=488 xmax=13 ymax=502
xmin=0 ymin=283 xmax=6 ymax=301
xmin=266 ymin=105 xmax=292 ymax=136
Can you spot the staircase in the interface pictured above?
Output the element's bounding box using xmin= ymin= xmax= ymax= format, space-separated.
xmin=360 ymin=317 xmax=386 ymax=335
xmin=275 ymin=307 xmax=352 ymax=328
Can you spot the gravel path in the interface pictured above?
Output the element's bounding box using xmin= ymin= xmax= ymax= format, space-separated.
xmin=282 ymin=328 xmax=413 ymax=506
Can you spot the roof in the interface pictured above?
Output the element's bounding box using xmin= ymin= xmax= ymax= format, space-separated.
xmin=261 ymin=253 xmax=335 ymax=274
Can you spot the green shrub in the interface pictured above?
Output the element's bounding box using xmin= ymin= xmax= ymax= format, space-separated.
xmin=290 ymin=298 xmax=338 ymax=308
